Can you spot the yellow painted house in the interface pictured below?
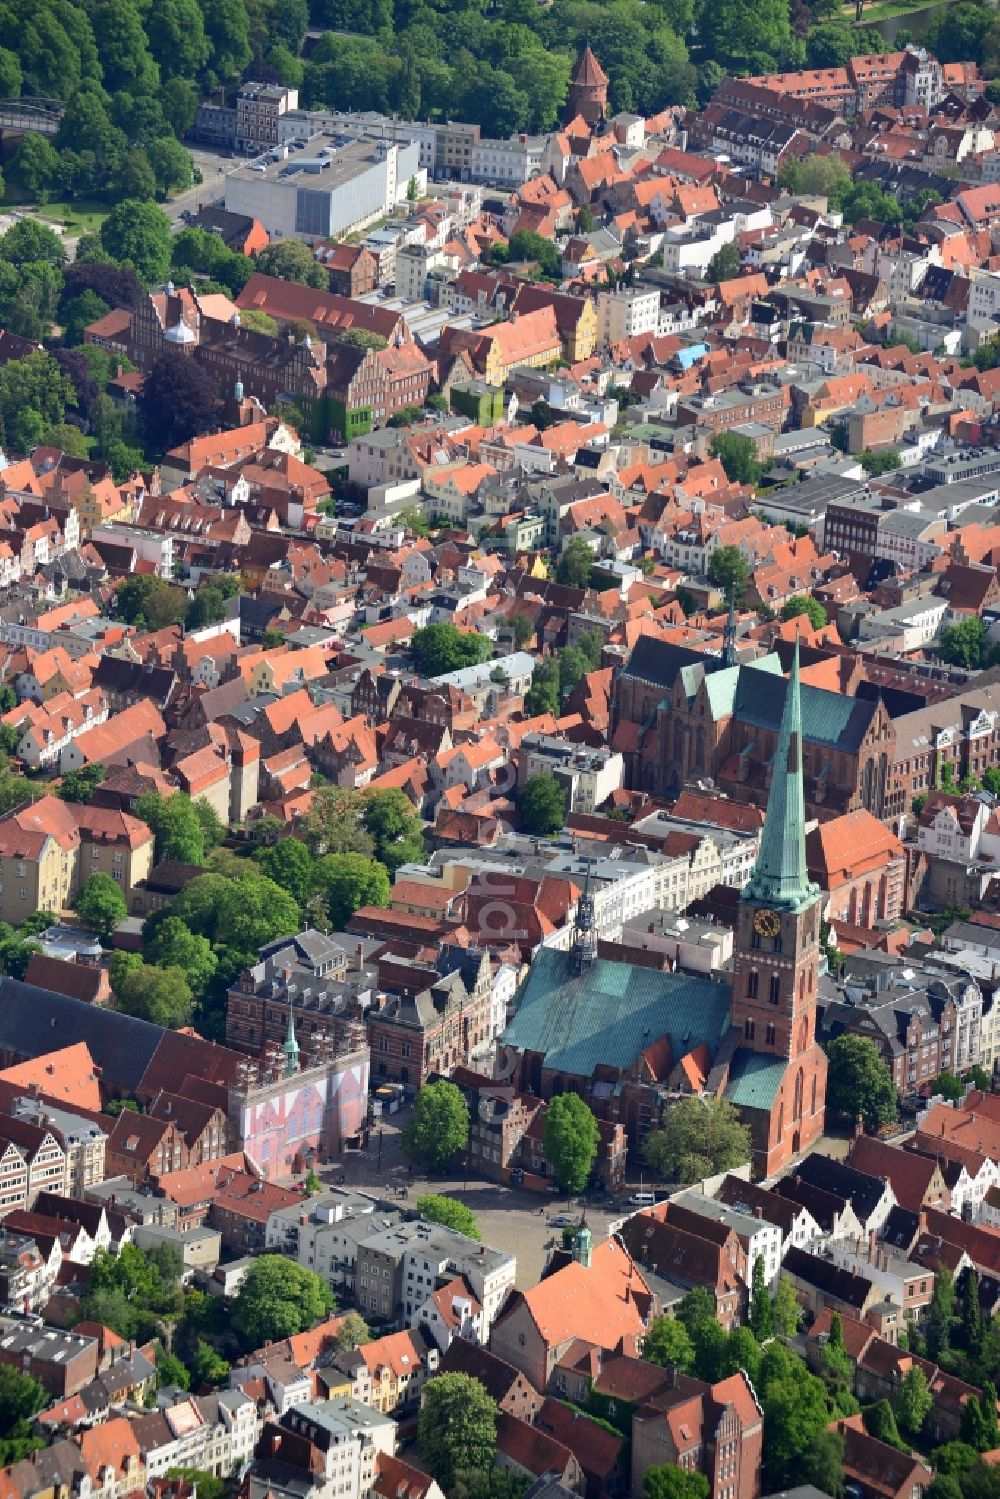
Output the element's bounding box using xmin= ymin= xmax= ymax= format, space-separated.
xmin=476 ymin=306 xmax=562 ymax=384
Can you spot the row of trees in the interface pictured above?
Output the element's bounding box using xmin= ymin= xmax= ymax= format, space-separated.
xmin=402 ymin=1079 xmax=603 ymax=1193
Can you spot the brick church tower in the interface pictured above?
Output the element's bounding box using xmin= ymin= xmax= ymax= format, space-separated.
xmin=566 ymin=46 xmax=609 ymax=128
xmin=726 ymin=637 xmax=828 ymax=1176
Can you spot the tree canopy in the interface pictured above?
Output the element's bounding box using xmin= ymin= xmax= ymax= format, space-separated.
xmin=410 ymin=622 xmax=493 ymax=677
xmin=402 ymin=1081 xmax=470 ymax=1172
xmin=231 ymin=1256 xmax=335 ymax=1348
xmin=825 ymin=1035 xmax=897 ymax=1132
xmin=707 ymin=544 xmax=750 ymax=601
xmin=415 ymin=1194 xmax=480 ymax=1238
xmin=520 ymin=773 xmax=568 ymax=836
xmin=74 ymin=872 xmax=127 ymax=941
xmin=542 ymin=1093 xmax=600 ymax=1194
xmin=418 ymin=1373 xmax=498 ymax=1492
xmin=644 ymin=1097 xmax=750 ymax=1184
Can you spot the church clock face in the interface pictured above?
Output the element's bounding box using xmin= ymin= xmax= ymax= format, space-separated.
xmin=753 ymin=908 xmax=781 ymax=938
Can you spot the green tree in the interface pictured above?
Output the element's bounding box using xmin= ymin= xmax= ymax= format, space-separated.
xmin=114 ymin=963 xmax=194 ymax=1029
xmin=927 ymin=1266 xmax=956 ymax=1361
xmin=644 ymin=1097 xmax=750 ymax=1184
xmin=963 ymin=1268 xmax=985 ymax=1355
xmin=825 ymin=1035 xmax=897 ymax=1132
xmin=864 ymin=1400 xmax=905 ymax=1450
xmin=410 ymin=621 xmax=492 ymax=676
xmin=39 ymin=423 xmax=88 ymax=458
xmin=187 ymin=1340 xmax=229 ymax=1388
xmin=213 ymin=873 xmax=300 ymax=952
xmin=643 ymin=1316 xmax=695 ymax=1373
xmin=297 ymin=786 xmax=373 ymax=859
xmin=750 ymin=1255 xmax=773 ymax=1341
xmin=156 ymin=1348 xmax=191 ymax=1391
xmin=256 ymin=240 xmax=328 ymax=288
xmin=506 ymin=229 xmax=560 ymax=277
xmin=232 ymin=1256 xmax=335 ymax=1348
xmin=144 ymin=916 xmax=217 ymax=998
xmin=362 ymin=788 xmax=425 ymax=878
xmin=0 ymin=351 xmax=75 ymax=453
xmin=146 ymin=0 xmax=210 ymax=79
xmin=860 ymin=447 xmax=902 ymax=476
xmin=100 ymin=199 xmax=172 ymax=283
xmin=254 ymin=838 xmax=316 ymax=904
xmin=711 ymin=432 xmax=762 ymax=486
xmin=933 ymin=1444 xmax=981 ymax=1478
xmin=799 ymin=1429 xmax=846 ymax=1499
xmin=201 ymin=0 xmax=252 ymax=77
xmin=418 ymin=1373 xmax=498 ymax=1491
xmin=135 ymin=792 xmax=206 ymax=865
xmin=147 ymin=138 xmax=195 ymax=198
xmin=313 ymin=852 xmax=390 ymax=929
xmin=806 ymin=21 xmax=860 ymax=66
xmin=415 ymin=1194 xmax=479 ymax=1238
xmin=556 ymin=536 xmax=595 ymax=588
xmin=340 ymin=328 xmax=388 ymax=350
xmin=781 ymin=595 xmax=827 ymax=629
xmin=520 ymin=772 xmax=567 ymax=836
xmin=511 ymin=613 xmax=535 ymax=649
xmin=697 ymin=0 xmax=791 ymax=73
xmin=707 ymin=544 xmax=750 ymax=601
xmin=15 ymin=133 xmax=59 ymax=197
xmin=542 ymin=1093 xmax=600 ymax=1194
xmin=759 ymin=1344 xmax=833 ymax=1489
xmin=334 ymin=1311 xmax=370 ymax=1351
xmin=772 ymin=1276 xmax=800 ymax=1337
xmin=74 ymin=872 xmax=127 ymax=941
xmin=933 ymin=1071 xmax=966 ymax=1103
xmin=778 ymin=152 xmax=852 ymax=207
xmin=0 ymin=1366 xmax=47 ymax=1467
xmin=58 ymin=765 xmax=106 ymax=804
xmin=939 ymin=617 xmax=989 ymax=670
xmin=894 ymin=1365 xmax=933 ymax=1438
xmin=0 ymin=219 xmax=65 ymax=272
xmin=113 ymin=575 xmax=187 ymax=631
xmin=644 ymin=1468 xmax=709 ymax=1499
xmin=402 ymin=1081 xmax=470 ymax=1172
xmin=707 ymin=243 xmax=741 ymax=283
xmin=524 ymin=658 xmax=561 ymax=717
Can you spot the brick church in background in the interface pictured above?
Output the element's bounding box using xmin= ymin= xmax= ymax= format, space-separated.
xmin=565 ymin=46 xmax=609 ymax=127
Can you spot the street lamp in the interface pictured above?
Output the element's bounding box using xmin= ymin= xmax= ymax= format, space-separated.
xmin=377 ymin=1126 xmax=383 ymax=1172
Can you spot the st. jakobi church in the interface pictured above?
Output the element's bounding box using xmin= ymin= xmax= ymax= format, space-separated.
xmin=503 ymin=637 xmax=828 ymax=1177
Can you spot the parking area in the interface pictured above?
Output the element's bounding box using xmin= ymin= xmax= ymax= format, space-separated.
xmin=321 ymin=1105 xmax=624 ymax=1288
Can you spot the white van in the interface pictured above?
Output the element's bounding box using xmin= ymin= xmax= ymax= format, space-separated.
xmin=628 ymin=1191 xmax=656 ymax=1207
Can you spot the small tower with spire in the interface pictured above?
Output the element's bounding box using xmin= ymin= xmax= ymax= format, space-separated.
xmin=570 ymin=858 xmax=597 ymax=976
xmin=282 ymin=999 xmax=300 ymax=1078
xmin=565 ymin=46 xmax=609 ymax=128
xmin=572 ymin=1214 xmax=593 ymax=1268
xmin=722 ymin=596 xmax=738 ymax=669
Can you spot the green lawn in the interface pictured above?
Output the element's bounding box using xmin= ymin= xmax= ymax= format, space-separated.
xmin=32 ymin=200 xmax=109 ymax=235
xmin=2 ymin=191 xmax=108 ymax=236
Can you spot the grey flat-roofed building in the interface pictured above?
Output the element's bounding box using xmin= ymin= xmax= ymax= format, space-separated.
xmin=226 ymin=135 xmax=420 ymax=242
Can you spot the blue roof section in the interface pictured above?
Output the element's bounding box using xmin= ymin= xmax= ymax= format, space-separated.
xmin=675 ymin=344 xmax=709 ymax=370
xmin=724 ymin=1048 xmax=787 ymax=1112
xmin=503 ymin=948 xmax=731 ymax=1079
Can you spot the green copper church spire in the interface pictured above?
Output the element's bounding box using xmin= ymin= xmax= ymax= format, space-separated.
xmin=744 ymin=634 xmax=819 ymax=913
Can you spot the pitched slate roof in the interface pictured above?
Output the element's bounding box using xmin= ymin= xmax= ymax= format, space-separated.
xmin=0 ymin=979 xmax=162 ymax=1093
xmin=505 ymin=948 xmax=731 ymax=1079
